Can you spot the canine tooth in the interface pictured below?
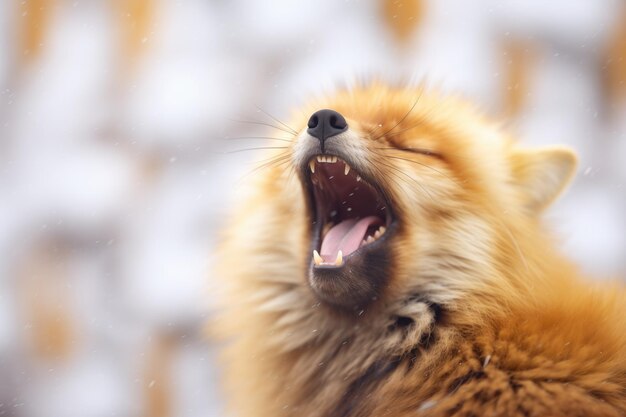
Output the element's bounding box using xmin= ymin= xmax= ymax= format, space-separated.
xmin=344 ymin=164 xmax=350 ymax=175
xmin=309 ymin=161 xmax=315 ymax=173
xmin=313 ymin=250 xmax=323 ymax=265
xmin=317 ymin=156 xmax=323 ymax=162
xmin=335 ymin=250 xmax=343 ymax=266
xmin=356 ymin=175 xmax=362 ymax=182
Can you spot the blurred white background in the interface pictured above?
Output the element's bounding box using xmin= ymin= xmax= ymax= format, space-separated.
xmin=0 ymin=1 xmax=624 ymax=416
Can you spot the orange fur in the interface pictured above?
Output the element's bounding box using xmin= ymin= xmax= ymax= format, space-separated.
xmin=215 ymin=83 xmax=626 ymax=416
xmin=501 ymin=39 xmax=535 ymax=118
xmin=113 ymin=0 xmax=154 ymax=70
xmin=381 ymin=0 xmax=424 ymax=44
xmin=142 ymin=334 xmax=175 ymax=417
xmin=17 ymin=240 xmax=75 ymax=362
xmin=602 ymin=3 xmax=626 ymax=115
xmin=19 ymin=0 xmax=56 ymax=66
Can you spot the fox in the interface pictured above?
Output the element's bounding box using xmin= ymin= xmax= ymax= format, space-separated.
xmin=215 ymin=82 xmax=626 ymax=417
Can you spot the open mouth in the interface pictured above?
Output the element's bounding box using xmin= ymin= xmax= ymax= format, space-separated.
xmin=306 ymin=155 xmax=393 ymax=269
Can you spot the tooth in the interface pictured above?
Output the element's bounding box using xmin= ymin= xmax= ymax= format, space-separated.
xmin=317 ymin=156 xmax=323 ymax=162
xmin=309 ymin=161 xmax=315 ymax=173
xmin=356 ymin=175 xmax=362 ymax=182
xmin=331 ymin=156 xmax=337 ymax=163
xmin=379 ymin=226 xmax=386 ymax=235
xmin=313 ymin=250 xmax=323 ymax=265
xmin=344 ymin=164 xmax=350 ymax=175
xmin=366 ymin=236 xmax=375 ymax=243
xmin=335 ymin=250 xmax=343 ymax=266
xmin=374 ymin=230 xmax=381 ymax=239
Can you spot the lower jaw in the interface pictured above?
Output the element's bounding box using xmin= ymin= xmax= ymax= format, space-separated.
xmin=308 ymin=242 xmax=393 ymax=311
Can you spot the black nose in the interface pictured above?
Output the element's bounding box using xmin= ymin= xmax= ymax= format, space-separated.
xmin=307 ymin=109 xmax=348 ymax=149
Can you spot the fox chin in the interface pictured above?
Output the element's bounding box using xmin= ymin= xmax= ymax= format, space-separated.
xmin=215 ymin=82 xmax=626 ymax=417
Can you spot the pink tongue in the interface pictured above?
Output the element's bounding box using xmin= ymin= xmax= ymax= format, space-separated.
xmin=320 ymin=216 xmax=383 ymax=261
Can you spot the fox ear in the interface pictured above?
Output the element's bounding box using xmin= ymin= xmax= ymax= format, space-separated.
xmin=510 ymin=147 xmax=578 ymax=213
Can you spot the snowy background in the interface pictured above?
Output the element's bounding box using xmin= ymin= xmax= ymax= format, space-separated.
xmin=0 ymin=0 xmax=624 ymax=416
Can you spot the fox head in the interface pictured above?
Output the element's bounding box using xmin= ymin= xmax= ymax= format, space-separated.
xmin=222 ymin=83 xmax=577 ymax=322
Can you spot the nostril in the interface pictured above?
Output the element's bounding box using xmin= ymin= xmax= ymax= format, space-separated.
xmin=308 ymin=115 xmax=319 ymax=129
xmin=329 ymin=114 xmax=347 ymax=130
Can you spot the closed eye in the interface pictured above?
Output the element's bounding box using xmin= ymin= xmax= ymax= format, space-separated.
xmin=378 ymin=146 xmax=442 ymax=159
xmin=400 ymin=147 xmax=440 ymax=158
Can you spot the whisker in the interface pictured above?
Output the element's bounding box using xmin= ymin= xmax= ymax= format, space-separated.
xmin=367 ymin=121 xmax=386 ymax=139
xmin=231 ymin=119 xmax=298 ymax=136
xmin=254 ymin=156 xmax=293 ymax=177
xmin=378 ymin=124 xmax=424 ymax=140
xmin=223 ymin=146 xmax=289 ymax=154
xmin=375 ymin=147 xmax=441 ymax=158
xmin=221 ymin=136 xmax=293 ymax=143
xmin=236 ymin=152 xmax=292 ymax=184
xmin=253 ymin=154 xmax=292 ymax=172
xmin=249 ymin=151 xmax=291 ymax=165
xmin=371 ymin=91 xmax=423 ymax=141
xmin=374 ymin=160 xmax=435 ymax=203
xmin=383 ymin=154 xmax=444 ymax=172
xmin=375 ymin=101 xmax=438 ymax=141
xmin=379 ymin=154 xmax=460 ymax=186
xmin=285 ymin=162 xmax=298 ymax=184
xmin=377 ymin=146 xmax=500 ymax=163
xmin=255 ymin=105 xmax=299 ymax=135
